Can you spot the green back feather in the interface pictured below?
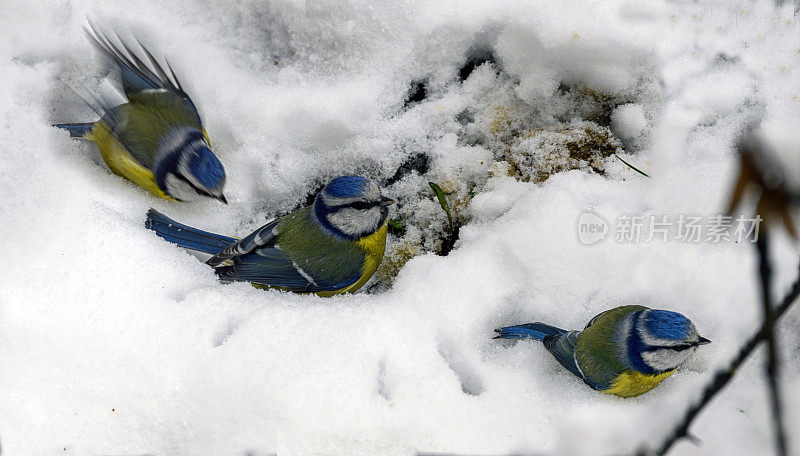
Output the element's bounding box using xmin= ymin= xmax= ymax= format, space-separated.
xmin=574 ymin=305 xmax=648 ymax=390
xmin=276 ymin=207 xmax=366 ymax=288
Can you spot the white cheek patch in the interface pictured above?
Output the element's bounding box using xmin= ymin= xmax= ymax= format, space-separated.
xmin=642 ymin=346 xmax=696 ymax=372
xmin=327 ymin=207 xmax=382 ymax=238
xmin=164 ymin=173 xmax=199 ymax=201
xmin=156 ymin=127 xmax=215 ymax=196
xmin=320 ymin=192 xmax=360 ymax=207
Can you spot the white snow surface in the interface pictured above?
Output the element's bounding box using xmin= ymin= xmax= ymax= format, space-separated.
xmin=611 ymin=103 xmax=648 ymax=140
xmin=1 ymin=0 xmax=800 ymax=455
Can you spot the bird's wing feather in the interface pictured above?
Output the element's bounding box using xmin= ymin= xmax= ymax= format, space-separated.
xmin=573 ymin=306 xmax=648 ymax=391
xmin=211 ymin=207 xmax=367 ymax=293
xmin=215 ymin=247 xmax=362 ymax=293
xmin=85 ymin=21 xmax=184 ymax=97
xmin=272 ymin=208 xmax=367 ymax=290
xmin=83 ymin=23 xmax=205 ymax=169
xmin=542 ymin=331 xmax=605 ymax=388
xmin=206 ymin=218 xmax=281 ymax=267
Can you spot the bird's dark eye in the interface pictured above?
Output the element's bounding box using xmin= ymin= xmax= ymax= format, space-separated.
xmin=349 ymin=201 xmax=373 ymax=210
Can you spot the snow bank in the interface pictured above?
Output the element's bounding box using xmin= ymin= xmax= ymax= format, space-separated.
xmin=1 ymin=0 xmax=798 ymax=454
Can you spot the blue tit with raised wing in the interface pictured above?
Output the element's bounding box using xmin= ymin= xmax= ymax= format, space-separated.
xmin=145 ymin=176 xmax=394 ymax=296
xmin=55 ymin=23 xmax=227 ymax=203
xmin=494 ymin=305 xmax=710 ymax=397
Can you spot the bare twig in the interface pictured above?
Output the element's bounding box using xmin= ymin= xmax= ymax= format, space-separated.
xmin=756 ymin=230 xmax=788 ymax=456
xmin=639 ymin=257 xmax=800 ymax=456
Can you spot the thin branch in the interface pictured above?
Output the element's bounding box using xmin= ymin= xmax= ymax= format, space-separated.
xmin=639 ymin=256 xmax=800 ymax=456
xmin=756 ymin=230 xmax=788 ymax=456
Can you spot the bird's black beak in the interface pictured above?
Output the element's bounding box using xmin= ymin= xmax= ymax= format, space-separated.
xmin=379 ymin=197 xmax=395 ymax=207
xmin=217 ymin=194 xmax=228 ymax=205
xmin=697 ymin=336 xmax=711 ymax=345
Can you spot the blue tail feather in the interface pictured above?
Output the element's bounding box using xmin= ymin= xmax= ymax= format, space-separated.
xmin=145 ymin=208 xmax=236 ymax=255
xmin=54 ymin=122 xmax=95 ymax=138
xmin=494 ymin=322 xmax=567 ymax=341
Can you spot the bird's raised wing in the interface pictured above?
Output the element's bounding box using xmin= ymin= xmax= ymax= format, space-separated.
xmin=85 ymin=21 xmax=187 ymax=98
xmin=82 ymin=22 xmax=205 ymax=169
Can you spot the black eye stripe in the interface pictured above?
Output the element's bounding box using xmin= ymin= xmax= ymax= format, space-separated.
xmin=350 ymin=201 xmax=376 ymax=210
xmin=645 ymin=344 xmax=694 ymax=353
xmin=172 ymin=173 xmax=213 ymax=197
xmin=329 ymin=201 xmax=378 ymax=211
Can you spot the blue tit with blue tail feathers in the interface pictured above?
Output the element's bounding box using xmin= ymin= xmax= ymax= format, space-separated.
xmin=54 ymin=23 xmax=227 ymax=203
xmin=494 ymin=305 xmax=710 ymax=397
xmin=145 ymin=175 xmax=394 ymax=296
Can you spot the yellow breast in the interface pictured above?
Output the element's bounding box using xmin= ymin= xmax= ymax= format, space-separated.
xmin=87 ymin=122 xmax=175 ymax=200
xmin=87 ymin=123 xmax=213 ymax=201
xmin=601 ymin=369 xmax=676 ymax=398
xmin=315 ymin=221 xmax=388 ymax=297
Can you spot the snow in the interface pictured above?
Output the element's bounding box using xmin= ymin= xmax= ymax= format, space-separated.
xmin=611 ymin=104 xmax=648 ymax=141
xmin=1 ymin=0 xmax=799 ymax=455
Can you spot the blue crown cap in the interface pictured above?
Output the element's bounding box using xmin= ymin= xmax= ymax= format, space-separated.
xmin=325 ymin=176 xmax=369 ymax=198
xmin=189 ymin=147 xmax=225 ymax=190
xmin=643 ymin=310 xmax=693 ymax=341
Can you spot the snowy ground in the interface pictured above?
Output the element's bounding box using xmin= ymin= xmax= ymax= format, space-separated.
xmin=2 ymin=0 xmax=800 ymax=455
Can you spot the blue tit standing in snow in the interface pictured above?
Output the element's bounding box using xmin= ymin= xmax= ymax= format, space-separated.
xmin=54 ymin=23 xmax=227 ymax=203
xmin=145 ymin=175 xmax=394 ymax=296
xmin=494 ymin=305 xmax=710 ymax=397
